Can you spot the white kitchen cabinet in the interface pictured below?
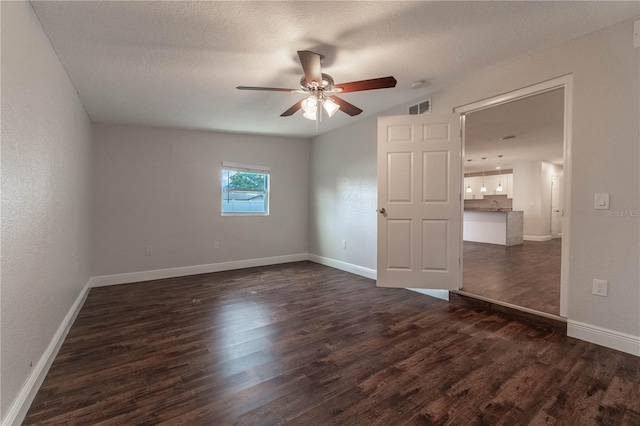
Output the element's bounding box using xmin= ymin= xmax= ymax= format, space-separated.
xmin=464 ymin=173 xmax=513 ymax=199
xmin=464 ymin=176 xmax=484 ymax=199
xmin=483 ymin=175 xmax=500 ymax=195
xmin=464 ymin=177 xmax=475 ymax=199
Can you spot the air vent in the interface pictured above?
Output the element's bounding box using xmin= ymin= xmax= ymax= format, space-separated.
xmin=408 ymin=98 xmax=431 ymax=115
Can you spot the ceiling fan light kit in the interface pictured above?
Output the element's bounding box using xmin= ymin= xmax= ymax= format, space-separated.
xmin=237 ymin=50 xmax=397 ymax=123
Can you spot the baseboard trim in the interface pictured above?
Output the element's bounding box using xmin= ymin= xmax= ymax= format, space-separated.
xmin=523 ymin=234 xmax=553 ymax=242
xmin=567 ymin=320 xmax=640 ymax=356
xmin=2 ymin=280 xmax=91 ymax=426
xmin=450 ymin=291 xmax=567 ymax=334
xmin=89 ymin=254 xmax=309 ymax=287
xmin=307 ymin=254 xmax=376 ymax=280
xmin=407 ymin=288 xmax=450 ymax=301
xmin=307 ymin=256 xmax=452 ymax=302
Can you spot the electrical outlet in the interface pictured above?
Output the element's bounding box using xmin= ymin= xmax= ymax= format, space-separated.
xmin=341 ymin=240 xmax=347 ymax=249
xmin=144 ymin=246 xmax=152 ymax=256
xmin=214 ymin=241 xmax=220 ymax=249
xmin=592 ymin=279 xmax=608 ymax=297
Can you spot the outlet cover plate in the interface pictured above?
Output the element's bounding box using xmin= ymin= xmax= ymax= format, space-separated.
xmin=592 ymin=279 xmax=608 ymax=297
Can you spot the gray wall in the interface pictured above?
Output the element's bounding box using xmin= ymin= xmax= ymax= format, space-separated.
xmin=309 ymin=18 xmax=640 ymax=337
xmin=309 ymin=116 xmax=378 ymax=270
xmin=1 ymin=2 xmax=93 ymax=420
xmin=92 ymin=124 xmax=310 ymax=276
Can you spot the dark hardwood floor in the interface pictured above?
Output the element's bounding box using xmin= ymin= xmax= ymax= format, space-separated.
xmin=25 ymin=261 xmax=639 ymax=425
xmin=462 ymin=240 xmax=561 ymax=315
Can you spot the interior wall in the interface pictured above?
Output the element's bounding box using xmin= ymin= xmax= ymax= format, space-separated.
xmin=309 ymin=116 xmax=378 ymax=270
xmin=1 ymin=2 xmax=93 ymax=420
xmin=541 ymin=162 xmax=563 ymax=236
xmin=513 ymin=161 xmax=563 ymax=238
xmin=92 ymin=124 xmax=310 ymax=277
xmin=512 ymin=161 xmax=544 ymax=237
xmin=309 ymin=17 xmax=640 ymax=338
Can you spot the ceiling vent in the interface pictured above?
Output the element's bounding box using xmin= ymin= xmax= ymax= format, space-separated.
xmin=408 ymin=98 xmax=431 ymax=115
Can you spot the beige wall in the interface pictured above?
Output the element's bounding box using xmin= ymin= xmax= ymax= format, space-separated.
xmin=92 ymin=124 xmax=310 ymax=276
xmin=310 ymin=17 xmax=640 ymax=338
xmin=1 ymin=2 xmax=93 ymax=420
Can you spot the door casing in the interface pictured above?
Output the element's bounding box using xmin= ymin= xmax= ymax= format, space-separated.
xmin=454 ymin=74 xmax=573 ymax=318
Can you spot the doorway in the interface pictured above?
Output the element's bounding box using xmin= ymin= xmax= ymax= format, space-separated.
xmin=455 ymin=76 xmax=572 ymax=318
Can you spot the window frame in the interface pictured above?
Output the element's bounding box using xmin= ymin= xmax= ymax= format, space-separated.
xmin=221 ymin=162 xmax=270 ymax=216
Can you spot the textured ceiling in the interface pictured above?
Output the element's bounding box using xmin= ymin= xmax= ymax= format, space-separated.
xmin=465 ymin=88 xmax=565 ymax=173
xmin=31 ymin=1 xmax=638 ymax=138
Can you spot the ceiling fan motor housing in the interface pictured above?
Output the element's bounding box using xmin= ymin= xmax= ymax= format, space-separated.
xmin=300 ymin=73 xmax=334 ymax=92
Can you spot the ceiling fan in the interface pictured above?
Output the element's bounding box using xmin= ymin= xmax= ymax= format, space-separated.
xmin=237 ymin=50 xmax=397 ymax=121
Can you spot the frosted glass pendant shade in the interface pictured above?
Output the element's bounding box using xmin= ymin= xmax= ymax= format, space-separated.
xmin=322 ymin=98 xmax=340 ymax=117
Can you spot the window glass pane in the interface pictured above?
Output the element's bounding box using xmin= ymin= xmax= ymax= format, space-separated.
xmin=222 ymin=169 xmax=269 ymax=215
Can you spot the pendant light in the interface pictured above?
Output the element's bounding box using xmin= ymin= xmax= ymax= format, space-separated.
xmin=480 ymin=157 xmax=487 ymax=193
xmin=496 ymin=155 xmax=504 ymax=192
xmin=466 ymin=159 xmax=473 ymax=193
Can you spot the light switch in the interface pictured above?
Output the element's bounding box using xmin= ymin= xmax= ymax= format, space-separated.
xmin=594 ymin=193 xmax=609 ymax=210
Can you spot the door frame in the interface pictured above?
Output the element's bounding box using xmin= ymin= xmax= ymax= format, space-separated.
xmin=551 ymin=174 xmax=562 ymax=239
xmin=453 ymin=74 xmax=573 ymax=318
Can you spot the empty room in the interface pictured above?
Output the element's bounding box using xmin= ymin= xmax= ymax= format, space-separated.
xmin=2 ymin=1 xmax=640 ymax=425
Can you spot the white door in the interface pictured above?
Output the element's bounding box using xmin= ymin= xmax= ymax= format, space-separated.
xmin=551 ymin=175 xmax=562 ymax=238
xmin=377 ymin=114 xmax=461 ymax=289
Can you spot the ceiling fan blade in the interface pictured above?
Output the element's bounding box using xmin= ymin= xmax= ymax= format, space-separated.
xmin=280 ymin=100 xmax=303 ymax=117
xmin=297 ymin=50 xmax=323 ymax=85
xmin=330 ymin=96 xmax=363 ymax=116
xmin=333 ymin=76 xmax=397 ymax=93
xmin=237 ymin=86 xmax=299 ymax=92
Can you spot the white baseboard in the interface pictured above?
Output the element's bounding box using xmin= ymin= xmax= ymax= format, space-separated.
xmin=2 ymin=280 xmax=91 ymax=426
xmin=407 ymin=288 xmax=450 ymax=301
xmin=307 ymin=255 xmax=450 ymax=302
xmin=567 ymin=320 xmax=640 ymax=356
xmin=307 ymin=254 xmax=376 ymax=280
xmin=523 ymin=234 xmax=553 ymax=242
xmin=89 ymin=253 xmax=308 ymax=287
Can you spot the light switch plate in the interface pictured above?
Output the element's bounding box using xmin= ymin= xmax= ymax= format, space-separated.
xmin=594 ymin=193 xmax=609 ymax=210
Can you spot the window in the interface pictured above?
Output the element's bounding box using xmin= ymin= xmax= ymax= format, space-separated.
xmin=221 ymin=162 xmax=270 ymax=215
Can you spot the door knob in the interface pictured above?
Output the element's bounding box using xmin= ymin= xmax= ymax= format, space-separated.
xmin=378 ymin=207 xmax=386 ymax=214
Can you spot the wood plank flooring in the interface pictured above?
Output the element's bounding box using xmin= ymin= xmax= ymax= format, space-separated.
xmin=462 ymin=240 xmax=561 ymax=315
xmin=25 ymin=261 xmax=639 ymax=425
